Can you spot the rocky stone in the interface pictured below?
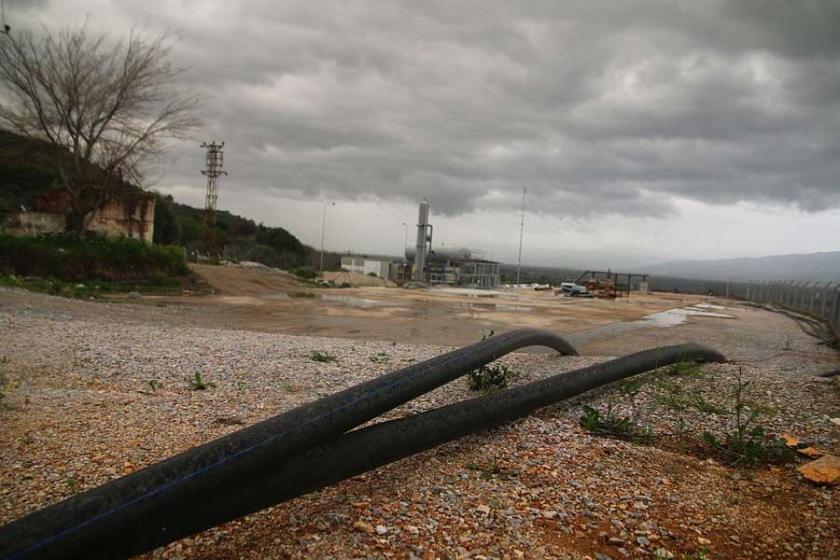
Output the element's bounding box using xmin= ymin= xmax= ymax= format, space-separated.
xmin=798 ymin=455 xmax=840 ymax=485
xmin=352 ymin=521 xmax=375 ymax=534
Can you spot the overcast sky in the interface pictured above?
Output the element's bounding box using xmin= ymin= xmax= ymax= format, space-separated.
xmin=11 ymin=0 xmax=840 ymax=268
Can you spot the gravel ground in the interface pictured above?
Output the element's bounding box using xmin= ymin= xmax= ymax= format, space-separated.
xmin=0 ymin=287 xmax=838 ymax=559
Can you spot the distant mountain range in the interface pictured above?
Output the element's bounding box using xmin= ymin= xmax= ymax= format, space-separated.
xmin=639 ymin=251 xmax=840 ymax=282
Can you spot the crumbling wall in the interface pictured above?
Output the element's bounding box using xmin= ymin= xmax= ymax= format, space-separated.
xmin=2 ymin=191 xmax=156 ymax=243
xmin=87 ymin=197 xmax=155 ymax=243
xmin=2 ymin=212 xmax=65 ymax=237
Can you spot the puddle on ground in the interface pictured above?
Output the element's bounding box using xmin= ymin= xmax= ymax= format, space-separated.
xmin=320 ymin=294 xmax=387 ymax=308
xmin=495 ymin=304 xmax=534 ymax=312
xmin=692 ymin=302 xmax=727 ymax=310
xmin=643 ymin=307 xmax=734 ymax=326
xmin=433 ymin=287 xmax=501 ymax=298
xmin=450 ymin=302 xmax=533 ymax=312
xmin=568 ymin=306 xmax=735 ymax=345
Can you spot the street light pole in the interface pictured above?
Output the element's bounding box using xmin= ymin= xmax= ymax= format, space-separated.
xmin=516 ymin=187 xmax=527 ymax=285
xmin=320 ymin=201 xmax=335 ymax=272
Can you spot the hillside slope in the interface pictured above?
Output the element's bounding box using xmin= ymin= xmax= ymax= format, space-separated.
xmin=0 ymin=128 xmax=311 ymax=269
xmin=641 ymin=250 xmax=840 ymax=282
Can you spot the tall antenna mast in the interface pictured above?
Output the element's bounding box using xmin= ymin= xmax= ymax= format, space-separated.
xmin=516 ymin=187 xmax=527 ymax=285
xmin=201 ymin=141 xmax=227 ymax=253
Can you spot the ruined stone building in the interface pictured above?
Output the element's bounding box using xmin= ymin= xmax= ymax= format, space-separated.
xmin=3 ymin=188 xmax=155 ymax=243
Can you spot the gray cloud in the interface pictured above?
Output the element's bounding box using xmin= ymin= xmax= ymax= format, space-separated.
xmin=22 ymin=0 xmax=840 ymax=219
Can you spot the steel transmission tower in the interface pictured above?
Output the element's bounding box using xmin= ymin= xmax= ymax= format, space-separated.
xmin=201 ymin=141 xmax=227 ymax=253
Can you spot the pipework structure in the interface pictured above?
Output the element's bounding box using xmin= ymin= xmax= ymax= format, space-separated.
xmin=406 ymin=199 xmax=500 ymax=288
xmin=414 ymin=199 xmax=432 ymax=282
xmin=201 ymin=141 xmax=227 ymax=252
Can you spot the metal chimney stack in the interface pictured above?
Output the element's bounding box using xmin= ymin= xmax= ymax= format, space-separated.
xmin=414 ymin=199 xmax=431 ymax=282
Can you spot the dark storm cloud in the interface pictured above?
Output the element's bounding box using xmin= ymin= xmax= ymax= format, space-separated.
xmin=32 ymin=0 xmax=840 ymax=217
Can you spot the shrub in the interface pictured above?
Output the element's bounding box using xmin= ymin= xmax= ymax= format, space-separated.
xmin=291 ymin=266 xmax=318 ymax=280
xmin=467 ymin=363 xmax=514 ymax=392
xmin=0 ymin=233 xmax=188 ymax=281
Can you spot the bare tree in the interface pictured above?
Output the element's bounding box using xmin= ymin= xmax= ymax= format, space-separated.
xmin=0 ymin=24 xmax=201 ymax=233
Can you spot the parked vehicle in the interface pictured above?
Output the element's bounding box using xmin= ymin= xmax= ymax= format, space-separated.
xmin=555 ymin=283 xmax=593 ymax=297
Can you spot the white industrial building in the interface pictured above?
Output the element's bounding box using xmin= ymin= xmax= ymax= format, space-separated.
xmin=340 ymin=255 xmax=395 ymax=279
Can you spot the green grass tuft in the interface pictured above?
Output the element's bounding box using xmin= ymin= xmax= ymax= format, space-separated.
xmin=309 ymin=351 xmax=337 ymax=363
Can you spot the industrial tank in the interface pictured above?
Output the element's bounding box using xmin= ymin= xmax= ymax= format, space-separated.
xmin=405 ymin=245 xmax=472 ymax=263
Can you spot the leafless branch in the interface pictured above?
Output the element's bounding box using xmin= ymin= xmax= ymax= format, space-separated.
xmin=0 ymin=22 xmax=202 ymax=232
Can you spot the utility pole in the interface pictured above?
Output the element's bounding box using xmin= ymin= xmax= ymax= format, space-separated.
xmin=201 ymin=141 xmax=227 ymax=255
xmin=516 ymin=187 xmax=527 ymax=285
xmin=1 ymin=0 xmax=11 ymax=33
xmin=320 ymin=201 xmax=335 ymax=272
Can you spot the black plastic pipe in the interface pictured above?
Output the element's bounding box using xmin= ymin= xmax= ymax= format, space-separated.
xmin=0 ymin=329 xmax=577 ymax=560
xmin=205 ymin=343 xmax=727 ymax=516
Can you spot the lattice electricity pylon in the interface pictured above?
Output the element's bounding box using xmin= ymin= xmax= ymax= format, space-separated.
xmin=200 ymin=141 xmax=227 ymax=253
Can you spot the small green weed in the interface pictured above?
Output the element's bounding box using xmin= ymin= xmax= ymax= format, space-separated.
xmin=700 ymin=368 xmax=795 ymax=466
xmin=691 ymin=391 xmax=724 ymax=414
xmin=139 ymin=379 xmax=161 ymax=395
xmin=667 ymin=361 xmax=705 ymax=378
xmin=681 ymin=549 xmax=710 ymax=560
xmin=310 ymin=351 xmax=337 ymax=363
xmin=579 ymin=404 xmax=635 ymax=437
xmin=369 ymin=352 xmax=390 ymax=364
xmin=619 ymin=377 xmax=645 ymax=395
xmin=466 ymin=460 xmax=513 ymax=480
xmin=655 ymin=380 xmax=690 ymax=411
xmin=467 ymin=363 xmax=514 ymax=393
xmin=188 ymin=371 xmax=215 ymax=391
xmin=279 ymin=381 xmax=300 ymax=393
xmin=742 ymin=400 xmax=778 ymax=416
xmin=655 ymin=380 xmax=722 ymax=414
